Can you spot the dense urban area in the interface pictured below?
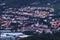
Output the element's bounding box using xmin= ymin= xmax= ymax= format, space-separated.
xmin=0 ymin=0 xmax=60 ymax=40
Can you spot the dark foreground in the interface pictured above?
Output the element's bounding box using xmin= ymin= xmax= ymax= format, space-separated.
xmin=20 ymin=32 xmax=60 ymax=40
